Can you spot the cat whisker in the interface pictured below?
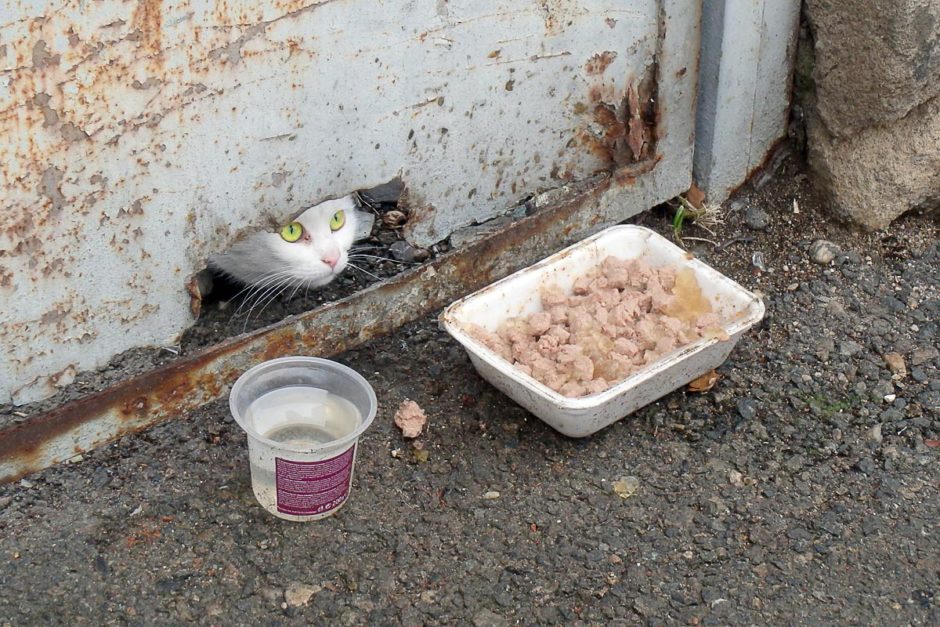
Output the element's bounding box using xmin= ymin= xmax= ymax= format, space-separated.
xmin=348 ymin=253 xmax=412 ymax=265
xmin=285 ymin=277 xmax=307 ymax=305
xmin=252 ymin=277 xmax=303 ymax=323
xmin=346 ymin=262 xmax=382 ymax=281
xmin=240 ymin=276 xmax=299 ymax=332
xmin=226 ymin=266 xmax=296 ymax=301
xmin=236 ymin=273 xmax=295 ymax=320
xmin=232 ymin=270 xmax=296 ymax=318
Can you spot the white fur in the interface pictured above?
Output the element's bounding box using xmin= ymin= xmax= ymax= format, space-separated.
xmin=209 ymin=195 xmax=360 ymax=288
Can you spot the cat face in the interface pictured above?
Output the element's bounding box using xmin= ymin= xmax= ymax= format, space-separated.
xmin=272 ymin=195 xmax=359 ymax=287
xmin=209 ymin=194 xmax=360 ymax=288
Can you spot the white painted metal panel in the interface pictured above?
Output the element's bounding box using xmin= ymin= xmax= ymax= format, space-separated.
xmin=0 ymin=0 xmax=698 ymax=405
xmin=693 ymin=0 xmax=800 ymax=202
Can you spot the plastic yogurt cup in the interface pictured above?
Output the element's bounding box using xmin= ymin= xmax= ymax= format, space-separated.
xmin=229 ymin=357 xmax=377 ymax=521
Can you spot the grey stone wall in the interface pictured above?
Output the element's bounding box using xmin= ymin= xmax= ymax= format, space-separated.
xmin=804 ymin=0 xmax=940 ymax=229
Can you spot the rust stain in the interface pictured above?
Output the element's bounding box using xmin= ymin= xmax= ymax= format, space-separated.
xmin=260 ymin=332 xmax=298 ymax=362
xmin=577 ymin=71 xmax=658 ymax=173
xmin=186 ymin=274 xmax=203 ymax=319
xmin=132 ymin=0 xmax=164 ymax=58
xmin=584 ymin=51 xmax=617 ymax=76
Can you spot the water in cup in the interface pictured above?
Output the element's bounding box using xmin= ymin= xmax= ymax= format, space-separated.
xmin=245 ymin=386 xmax=361 ymax=515
xmin=246 ymin=385 xmax=361 ymax=446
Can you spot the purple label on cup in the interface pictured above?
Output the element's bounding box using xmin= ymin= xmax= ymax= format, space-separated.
xmin=275 ymin=446 xmax=356 ymax=516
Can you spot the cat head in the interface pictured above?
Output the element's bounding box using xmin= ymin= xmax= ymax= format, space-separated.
xmin=209 ymin=194 xmax=361 ymax=288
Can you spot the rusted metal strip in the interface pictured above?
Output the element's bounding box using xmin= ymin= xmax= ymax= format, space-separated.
xmin=0 ymin=169 xmax=672 ymax=483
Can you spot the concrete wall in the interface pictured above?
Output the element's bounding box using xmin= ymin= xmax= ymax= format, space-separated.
xmin=0 ymin=0 xmax=700 ymax=405
xmin=804 ymin=0 xmax=940 ymax=229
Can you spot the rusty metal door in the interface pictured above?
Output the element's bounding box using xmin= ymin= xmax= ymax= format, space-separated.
xmin=1 ymin=0 xmax=700 ymax=407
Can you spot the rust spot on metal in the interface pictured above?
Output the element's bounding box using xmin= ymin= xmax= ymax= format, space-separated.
xmin=132 ymin=0 xmax=164 ymax=58
xmin=186 ymin=274 xmax=203 ymax=319
xmin=120 ymin=396 xmax=150 ymax=420
xmin=260 ymin=332 xmax=298 ymax=362
xmin=578 ymin=71 xmax=658 ymax=173
xmin=584 ymin=51 xmax=617 ymax=76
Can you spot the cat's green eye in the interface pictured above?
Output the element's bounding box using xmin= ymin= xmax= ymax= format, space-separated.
xmin=330 ymin=210 xmax=346 ymax=231
xmin=280 ymin=221 xmax=304 ymax=242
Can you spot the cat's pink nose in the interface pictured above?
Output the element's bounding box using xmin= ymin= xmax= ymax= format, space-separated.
xmin=321 ymin=254 xmax=339 ymax=269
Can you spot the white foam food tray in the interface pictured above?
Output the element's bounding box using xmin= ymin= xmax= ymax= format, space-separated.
xmin=440 ymin=225 xmax=765 ymax=437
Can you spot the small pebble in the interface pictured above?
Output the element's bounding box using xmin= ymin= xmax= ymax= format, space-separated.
xmin=911 ymin=347 xmax=939 ymax=366
xmin=883 ymin=394 xmax=896 ymax=403
xmin=260 ymin=587 xmax=281 ymax=603
xmin=729 ymin=470 xmax=744 ymax=486
xmin=839 ymin=340 xmax=863 ymax=357
xmin=389 ymin=241 xmax=429 ymax=263
xmin=751 ymin=252 xmax=767 ymax=272
xmin=744 ymin=206 xmax=770 ymax=231
xmin=855 ymin=458 xmax=876 ymax=475
xmin=284 ymin=583 xmax=321 ymax=607
xmin=737 ymin=398 xmax=758 ymax=420
xmin=883 ymin=353 xmax=907 ymax=376
xmin=612 ymin=476 xmax=640 ymax=499
xmin=809 ymin=240 xmax=841 ymax=265
xmin=867 ymin=424 xmax=883 ymax=445
xmin=381 ymin=210 xmax=408 ymax=228
xmin=483 ymin=491 xmax=500 ymax=500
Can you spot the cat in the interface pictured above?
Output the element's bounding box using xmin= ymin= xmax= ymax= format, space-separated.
xmin=209 ymin=194 xmax=362 ymax=290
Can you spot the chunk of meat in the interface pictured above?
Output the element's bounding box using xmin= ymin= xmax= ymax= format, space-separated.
xmin=584 ymin=378 xmax=609 ymax=395
xmin=559 ymin=381 xmax=586 ymax=397
xmin=545 ymin=325 xmax=571 ymax=343
xmin=540 ymin=284 xmax=568 ymax=307
xmin=548 ymin=305 xmax=569 ymax=324
xmin=526 ymin=311 xmax=552 ymax=335
xmin=394 ymin=400 xmax=427 ymax=438
xmin=466 ymin=323 xmax=512 ymax=361
xmin=537 ymin=334 xmax=561 ymax=357
xmin=613 ymin=337 xmax=640 ymax=357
